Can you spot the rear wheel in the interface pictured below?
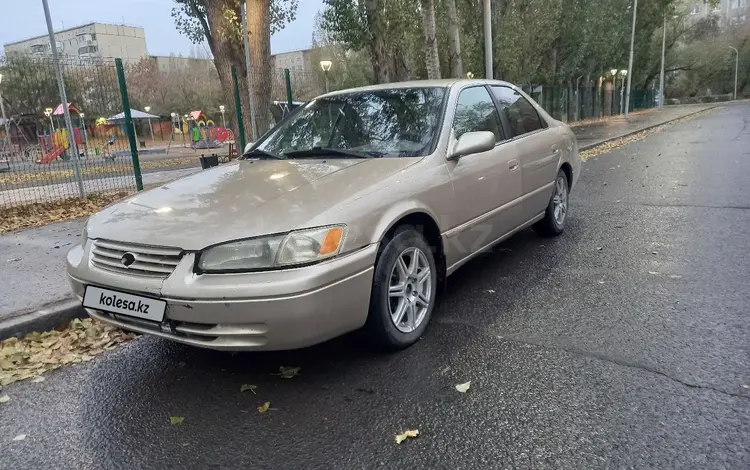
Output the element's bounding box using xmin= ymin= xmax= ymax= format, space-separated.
xmin=534 ymin=169 xmax=569 ymax=237
xmin=364 ymin=226 xmax=437 ymax=351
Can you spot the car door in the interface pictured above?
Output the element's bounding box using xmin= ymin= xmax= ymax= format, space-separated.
xmin=490 ymin=86 xmax=560 ymax=217
xmin=444 ymin=85 xmax=524 ymax=266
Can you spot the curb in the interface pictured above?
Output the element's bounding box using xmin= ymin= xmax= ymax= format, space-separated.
xmin=578 ymin=105 xmax=718 ymax=151
xmin=0 ymin=297 xmax=86 ymax=341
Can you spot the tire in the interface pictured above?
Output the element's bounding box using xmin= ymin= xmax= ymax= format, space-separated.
xmin=534 ymin=169 xmax=569 ymax=237
xmin=364 ymin=225 xmax=438 ymax=351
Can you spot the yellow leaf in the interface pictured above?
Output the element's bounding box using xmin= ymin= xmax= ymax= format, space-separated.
xmin=13 ymin=434 xmax=26 ymax=441
xmin=257 ymin=401 xmax=270 ymax=413
xmin=169 ymin=416 xmax=184 ymax=425
xmin=455 ymin=381 xmax=471 ymax=393
xmin=240 ymin=384 xmax=257 ymax=394
xmin=395 ymin=429 xmax=419 ymax=445
xmin=0 ymin=394 xmax=9 ymax=403
xmin=31 ymin=376 xmax=45 ymax=383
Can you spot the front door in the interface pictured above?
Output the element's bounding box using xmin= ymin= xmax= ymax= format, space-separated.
xmin=490 ymin=86 xmax=559 ymax=216
xmin=444 ymin=85 xmax=524 ymax=268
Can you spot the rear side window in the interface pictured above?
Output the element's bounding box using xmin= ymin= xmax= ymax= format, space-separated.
xmin=490 ymin=86 xmax=545 ymax=137
xmin=452 ymin=86 xmax=503 ymax=142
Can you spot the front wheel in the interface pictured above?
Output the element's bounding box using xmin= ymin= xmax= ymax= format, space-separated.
xmin=364 ymin=226 xmax=438 ymax=351
xmin=534 ymin=169 xmax=569 ymax=237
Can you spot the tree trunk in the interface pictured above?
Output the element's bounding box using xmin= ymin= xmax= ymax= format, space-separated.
xmin=446 ymin=0 xmax=463 ymax=78
xmin=365 ymin=0 xmax=390 ymax=83
xmin=204 ymin=0 xmax=254 ymax=143
xmin=420 ymin=0 xmax=441 ymax=79
xmin=246 ymin=0 xmax=273 ymax=136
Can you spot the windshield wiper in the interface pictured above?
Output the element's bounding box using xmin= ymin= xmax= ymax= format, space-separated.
xmin=243 ymin=148 xmax=285 ymax=160
xmin=284 ymin=147 xmax=375 ymax=159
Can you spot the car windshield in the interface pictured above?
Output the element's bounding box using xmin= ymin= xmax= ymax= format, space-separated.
xmin=252 ymin=87 xmax=446 ymax=158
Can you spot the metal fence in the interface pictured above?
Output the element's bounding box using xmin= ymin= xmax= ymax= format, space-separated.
xmin=523 ymin=85 xmax=658 ymax=122
xmin=0 ymin=52 xmax=662 ymax=212
xmin=0 ymin=56 xmax=138 ymax=209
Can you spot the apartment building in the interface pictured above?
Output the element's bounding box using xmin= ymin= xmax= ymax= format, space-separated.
xmin=688 ymin=0 xmax=749 ymax=26
xmin=3 ymin=23 xmax=148 ymax=62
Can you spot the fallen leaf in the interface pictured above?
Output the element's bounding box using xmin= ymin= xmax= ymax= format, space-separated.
xmin=274 ymin=366 xmax=300 ymax=379
xmin=455 ymin=381 xmax=471 ymax=393
xmin=257 ymin=401 xmax=271 ymax=413
xmin=0 ymin=394 xmax=9 ymax=403
xmin=598 ymin=280 xmax=605 ymax=284
xmin=648 ymin=271 xmax=659 ymax=275
xmin=742 ymin=384 xmax=749 ymax=389
xmin=169 ymin=416 xmax=185 ymax=425
xmin=395 ymin=429 xmax=419 ymax=445
xmin=486 ymin=289 xmax=495 ymax=294
xmin=177 ymin=361 xmax=186 ymax=368
xmin=240 ymin=384 xmax=257 ymax=394
xmin=0 ymin=318 xmax=135 ymax=386
xmin=31 ymin=376 xmax=45 ymax=383
xmin=13 ymin=434 xmax=26 ymax=441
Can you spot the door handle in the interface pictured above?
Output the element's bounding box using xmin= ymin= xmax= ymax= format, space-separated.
xmin=508 ymin=159 xmax=519 ymax=172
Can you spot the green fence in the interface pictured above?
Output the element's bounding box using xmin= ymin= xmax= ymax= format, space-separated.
xmin=0 ymin=55 xmax=140 ymax=210
xmin=523 ymin=85 xmax=658 ymax=122
xmin=0 ymin=52 xmax=661 ymax=213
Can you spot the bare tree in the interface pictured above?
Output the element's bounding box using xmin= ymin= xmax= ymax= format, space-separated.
xmin=446 ymin=0 xmax=463 ymax=77
xmin=420 ymin=0 xmax=441 ymax=79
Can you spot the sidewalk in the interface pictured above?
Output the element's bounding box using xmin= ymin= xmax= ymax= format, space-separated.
xmin=571 ymin=103 xmax=714 ymax=149
xmin=0 ymin=103 xmax=718 ymax=338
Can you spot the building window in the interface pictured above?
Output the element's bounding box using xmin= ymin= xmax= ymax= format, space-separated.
xmin=31 ymin=44 xmax=45 ymax=53
xmin=78 ymin=45 xmax=98 ymax=55
xmin=76 ymin=33 xmax=93 ymax=43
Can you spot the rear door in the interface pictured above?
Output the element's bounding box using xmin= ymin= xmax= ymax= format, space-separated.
xmin=444 ymin=85 xmax=523 ymax=266
xmin=490 ymin=86 xmax=560 ymax=217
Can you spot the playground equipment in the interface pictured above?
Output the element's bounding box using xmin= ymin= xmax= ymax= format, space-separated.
xmin=37 ymin=127 xmax=83 ymax=164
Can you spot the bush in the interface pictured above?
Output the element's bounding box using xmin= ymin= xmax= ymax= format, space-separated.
xmin=699 ymin=95 xmax=718 ymax=103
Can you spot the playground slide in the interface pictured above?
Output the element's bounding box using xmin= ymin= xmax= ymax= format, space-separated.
xmin=38 ymin=146 xmax=65 ymax=164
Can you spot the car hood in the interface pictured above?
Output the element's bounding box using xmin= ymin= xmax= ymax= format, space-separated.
xmin=87 ymin=158 xmax=418 ymax=250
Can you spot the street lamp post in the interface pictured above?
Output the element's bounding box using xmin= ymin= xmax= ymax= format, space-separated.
xmin=219 ymin=105 xmax=226 ymax=128
xmin=0 ymin=73 xmax=10 ymax=152
xmin=624 ymin=0 xmax=638 ymax=117
xmin=320 ymin=60 xmax=332 ymax=93
xmin=658 ymin=15 xmax=666 ymax=109
xmin=79 ymin=112 xmax=88 ymax=154
xmin=483 ymin=0 xmax=493 ymax=79
xmin=144 ymin=105 xmax=154 ymax=140
xmin=729 ymin=46 xmax=739 ymax=100
xmin=42 ymin=0 xmax=83 ymax=196
xmin=44 ymin=107 xmax=54 ymax=132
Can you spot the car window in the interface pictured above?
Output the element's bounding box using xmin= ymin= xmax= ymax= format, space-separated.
xmin=255 ymin=87 xmax=446 ymax=158
xmin=452 ymin=86 xmax=503 ymax=142
xmin=490 ymin=86 xmax=545 ymax=137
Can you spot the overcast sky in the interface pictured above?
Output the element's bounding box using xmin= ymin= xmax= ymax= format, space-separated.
xmin=0 ymin=0 xmax=324 ymax=56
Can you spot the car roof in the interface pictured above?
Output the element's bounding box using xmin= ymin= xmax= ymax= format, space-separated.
xmin=318 ymin=78 xmax=519 ymax=98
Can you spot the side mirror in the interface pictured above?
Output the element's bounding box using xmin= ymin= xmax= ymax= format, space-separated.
xmin=448 ymin=131 xmax=495 ymax=160
xmin=243 ymin=142 xmax=254 ymax=154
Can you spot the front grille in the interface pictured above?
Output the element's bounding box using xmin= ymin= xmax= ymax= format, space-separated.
xmin=90 ymin=239 xmax=183 ymax=278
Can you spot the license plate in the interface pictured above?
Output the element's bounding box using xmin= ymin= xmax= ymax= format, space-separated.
xmin=83 ymin=286 xmax=166 ymax=323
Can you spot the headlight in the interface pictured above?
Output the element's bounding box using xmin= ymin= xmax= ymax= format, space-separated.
xmin=197 ymin=225 xmax=346 ymax=273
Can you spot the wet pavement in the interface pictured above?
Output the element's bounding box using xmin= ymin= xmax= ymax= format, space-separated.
xmin=1 ymin=104 xmax=749 ymax=469
xmin=572 ymin=103 xmax=714 ymax=148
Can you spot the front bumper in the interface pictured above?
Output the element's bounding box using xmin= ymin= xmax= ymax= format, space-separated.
xmin=66 ymin=241 xmax=378 ymax=351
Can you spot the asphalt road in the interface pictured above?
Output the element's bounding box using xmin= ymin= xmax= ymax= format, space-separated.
xmin=1 ymin=104 xmax=749 ymax=469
